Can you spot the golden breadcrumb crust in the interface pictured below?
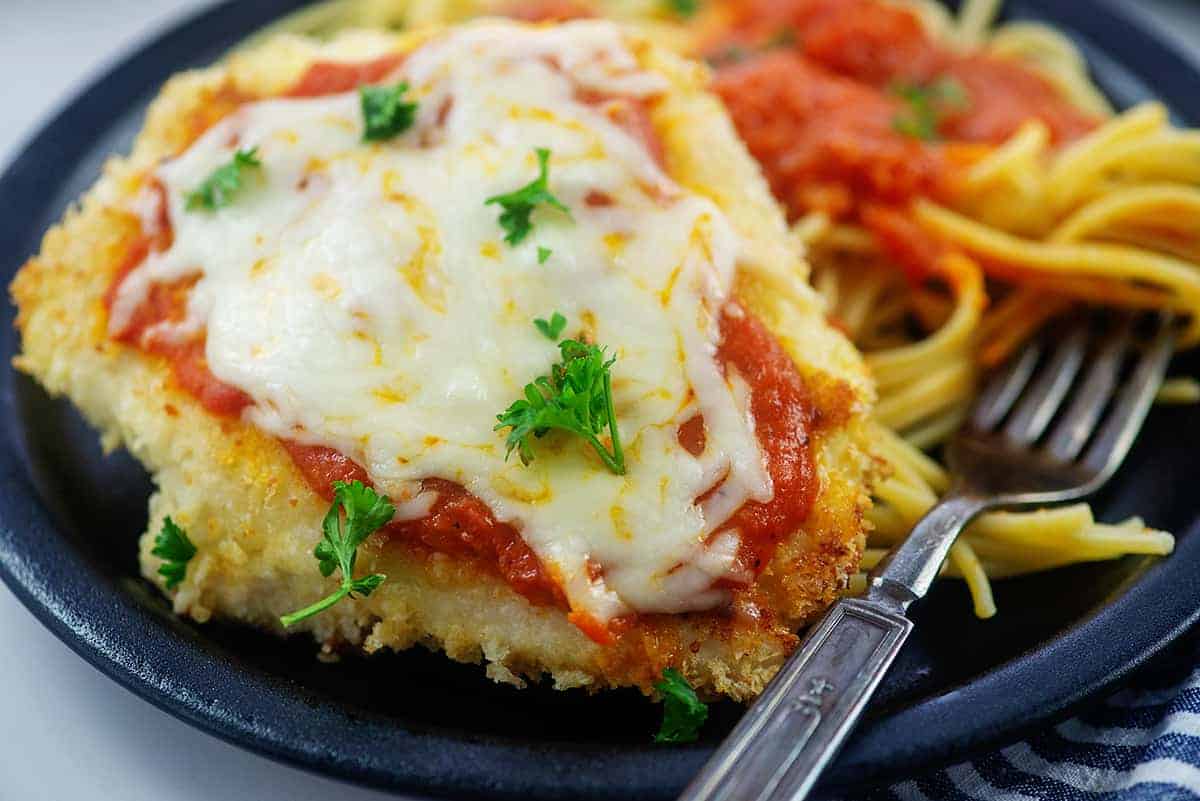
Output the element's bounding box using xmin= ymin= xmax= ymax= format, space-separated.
xmin=11 ymin=25 xmax=874 ymax=700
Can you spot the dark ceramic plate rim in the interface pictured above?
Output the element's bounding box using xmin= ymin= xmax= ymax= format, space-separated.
xmin=2 ymin=1 xmax=1200 ymax=798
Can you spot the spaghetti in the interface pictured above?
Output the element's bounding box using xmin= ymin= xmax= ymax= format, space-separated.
xmin=703 ymin=0 xmax=1188 ymax=616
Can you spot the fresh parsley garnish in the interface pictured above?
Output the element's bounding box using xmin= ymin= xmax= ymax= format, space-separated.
xmin=538 ymin=246 xmax=553 ymax=265
xmin=665 ymin=0 xmax=700 ymax=18
xmin=495 ymin=339 xmax=625 ymax=475
xmin=654 ymin=668 xmax=708 ymax=743
xmin=485 ymin=148 xmax=572 ymax=246
xmin=185 ymin=147 xmax=263 ymax=211
xmin=151 ymin=517 xmax=196 ymax=591
xmin=890 ymin=77 xmax=970 ymax=141
xmin=280 ymin=480 xmax=395 ymax=627
xmin=534 ymin=312 xmax=568 ymax=341
xmin=360 ymin=82 xmax=418 ymax=142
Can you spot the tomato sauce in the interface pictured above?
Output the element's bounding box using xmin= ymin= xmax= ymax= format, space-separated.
xmin=584 ymin=93 xmax=666 ymax=169
xmin=105 ymin=54 xmax=820 ymax=644
xmin=706 ymin=0 xmax=1097 ymax=232
xmin=286 ymin=54 xmax=406 ymax=98
xmin=106 ymin=251 xmax=256 ymax=417
xmin=286 ymin=438 xmax=568 ymax=608
xmin=500 ymin=0 xmax=593 ymax=22
xmin=105 ymin=180 xmax=254 ymax=417
xmin=712 ymin=52 xmax=950 ymax=220
xmin=282 ymin=441 xmax=372 ymax=490
xmin=861 ymin=203 xmax=954 ymax=284
xmin=714 ymin=304 xmax=819 ymax=576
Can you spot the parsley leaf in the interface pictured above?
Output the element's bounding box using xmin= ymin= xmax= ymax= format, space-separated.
xmin=891 ymin=77 xmax=970 ymax=141
xmin=485 ymin=148 xmax=572 ymax=246
xmin=665 ymin=0 xmax=700 ymax=18
xmin=360 ymin=82 xmax=418 ymax=142
xmin=495 ymin=339 xmax=625 ymax=475
xmin=151 ymin=517 xmax=197 ymax=591
xmin=185 ymin=147 xmax=262 ymax=211
xmin=280 ymin=480 xmax=396 ymax=627
xmin=538 ymin=246 xmax=553 ymax=265
xmin=534 ymin=312 xmax=568 ymax=341
xmin=654 ymin=668 xmax=708 ymax=743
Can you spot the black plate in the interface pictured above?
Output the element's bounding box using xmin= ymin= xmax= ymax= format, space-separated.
xmin=2 ymin=1 xmax=1199 ymax=799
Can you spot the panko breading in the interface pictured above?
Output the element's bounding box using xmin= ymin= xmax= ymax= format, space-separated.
xmin=11 ymin=23 xmax=874 ymax=700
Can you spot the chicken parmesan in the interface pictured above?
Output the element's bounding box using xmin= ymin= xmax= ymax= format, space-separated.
xmin=11 ymin=20 xmax=873 ymax=699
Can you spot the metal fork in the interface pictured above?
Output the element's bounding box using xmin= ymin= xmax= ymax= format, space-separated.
xmin=678 ymin=312 xmax=1176 ymax=801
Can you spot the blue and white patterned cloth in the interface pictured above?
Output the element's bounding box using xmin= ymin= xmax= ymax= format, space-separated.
xmin=861 ymin=631 xmax=1200 ymax=800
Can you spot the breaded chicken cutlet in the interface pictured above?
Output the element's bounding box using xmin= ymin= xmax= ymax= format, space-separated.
xmin=12 ymin=19 xmax=873 ymax=700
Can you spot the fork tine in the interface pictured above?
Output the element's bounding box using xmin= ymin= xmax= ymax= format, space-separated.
xmin=1082 ymin=315 xmax=1175 ymax=480
xmin=1002 ymin=319 xmax=1090 ymax=444
xmin=1044 ymin=316 xmax=1134 ymax=461
xmin=971 ymin=340 xmax=1042 ymax=431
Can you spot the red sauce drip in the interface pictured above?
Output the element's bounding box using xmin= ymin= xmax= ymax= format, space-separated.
xmin=525 ymin=82 xmax=665 ymax=172
xmin=283 ymin=443 xmax=564 ymax=607
xmin=286 ymin=53 xmax=406 ymax=98
xmin=568 ymin=610 xmax=616 ymax=646
xmin=105 ymin=182 xmax=252 ymax=417
xmin=708 ymin=0 xmax=1098 ymax=223
xmin=500 ymin=0 xmax=594 ymax=22
xmin=282 ymin=441 xmax=372 ymax=497
xmin=714 ymin=304 xmax=819 ymax=576
xmin=389 ymin=479 xmax=568 ymax=608
xmin=861 ymin=203 xmax=952 ymax=283
xmin=168 ymin=341 xmax=255 ymax=416
xmin=596 ymin=95 xmax=666 ymax=169
xmin=106 ymin=267 xmax=254 ymax=417
xmin=585 ymin=190 xmax=615 ymax=207
xmin=677 ymin=415 xmax=707 ymax=457
xmin=939 ymin=55 xmax=1097 ymax=144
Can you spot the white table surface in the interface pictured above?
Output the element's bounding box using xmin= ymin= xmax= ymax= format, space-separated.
xmin=2 ymin=2 xmax=1199 ymax=799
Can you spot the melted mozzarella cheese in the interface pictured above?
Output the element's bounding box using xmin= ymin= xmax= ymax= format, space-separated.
xmin=112 ymin=21 xmax=774 ymax=620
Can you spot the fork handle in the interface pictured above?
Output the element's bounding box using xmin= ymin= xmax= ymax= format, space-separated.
xmin=678 ymin=491 xmax=993 ymax=801
xmin=677 ymin=597 xmax=912 ymax=801
xmin=870 ymin=490 xmax=991 ymax=606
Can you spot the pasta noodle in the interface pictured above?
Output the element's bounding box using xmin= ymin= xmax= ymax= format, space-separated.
xmin=743 ymin=0 xmax=1189 ymax=615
